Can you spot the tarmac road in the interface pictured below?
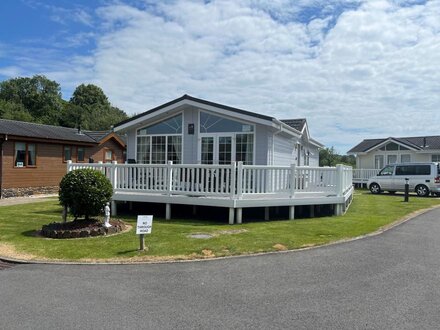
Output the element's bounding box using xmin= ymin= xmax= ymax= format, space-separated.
xmin=1 ymin=208 xmax=440 ymax=329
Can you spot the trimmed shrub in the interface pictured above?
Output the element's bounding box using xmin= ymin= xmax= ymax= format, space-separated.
xmin=59 ymin=169 xmax=113 ymax=220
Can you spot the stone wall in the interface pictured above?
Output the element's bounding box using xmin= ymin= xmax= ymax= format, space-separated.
xmin=1 ymin=186 xmax=59 ymax=198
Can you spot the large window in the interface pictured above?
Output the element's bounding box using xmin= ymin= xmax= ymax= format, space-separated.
xmin=136 ymin=114 xmax=183 ymax=164
xmin=200 ymin=112 xmax=253 ymax=133
xmin=401 ymin=154 xmax=411 ymax=163
xmin=375 ymin=155 xmax=384 ymax=169
xmin=199 ymin=112 xmax=255 ymax=164
xmin=236 ymin=134 xmax=254 ymax=165
xmin=77 ymin=147 xmax=85 ymax=162
xmin=387 ymin=155 xmax=397 ymax=165
xmin=379 ymin=142 xmax=409 ymax=151
xmin=15 ymin=142 xmax=36 ymax=167
xmin=64 ymin=146 xmax=72 ymax=162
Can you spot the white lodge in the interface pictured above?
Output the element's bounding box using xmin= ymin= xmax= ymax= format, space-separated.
xmin=119 ymin=95 xmax=323 ymax=167
xmin=69 ymin=95 xmax=354 ymax=224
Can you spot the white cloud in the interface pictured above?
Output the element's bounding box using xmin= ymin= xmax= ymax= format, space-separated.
xmin=2 ymin=0 xmax=440 ymax=153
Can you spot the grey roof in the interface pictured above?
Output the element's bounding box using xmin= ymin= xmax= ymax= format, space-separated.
xmin=84 ymin=130 xmax=126 ymax=144
xmin=0 ymin=119 xmax=112 ymax=144
xmin=281 ymin=119 xmax=306 ymax=131
xmin=348 ymin=135 xmax=440 ymax=153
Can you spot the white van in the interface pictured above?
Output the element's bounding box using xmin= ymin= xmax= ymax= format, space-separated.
xmin=367 ymin=162 xmax=440 ymax=197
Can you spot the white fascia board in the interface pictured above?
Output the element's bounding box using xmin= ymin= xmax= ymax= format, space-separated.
xmin=309 ymin=138 xmax=324 ymax=148
xmin=272 ymin=119 xmax=302 ymax=138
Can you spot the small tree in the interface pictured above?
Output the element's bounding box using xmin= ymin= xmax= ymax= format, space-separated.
xmin=59 ymin=169 xmax=113 ymax=220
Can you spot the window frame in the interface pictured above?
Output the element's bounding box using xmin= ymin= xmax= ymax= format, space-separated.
xmin=63 ymin=146 xmax=73 ymax=163
xmin=103 ymin=148 xmax=114 ymax=163
xmin=14 ymin=142 xmax=37 ymax=168
xmin=136 ymin=112 xmax=184 ymax=164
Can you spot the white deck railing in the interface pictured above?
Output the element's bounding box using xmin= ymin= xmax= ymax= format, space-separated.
xmin=352 ymin=169 xmax=380 ymax=184
xmin=67 ymin=161 xmax=353 ymax=199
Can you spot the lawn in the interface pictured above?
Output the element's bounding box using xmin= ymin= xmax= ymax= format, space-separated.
xmin=0 ymin=191 xmax=439 ymax=262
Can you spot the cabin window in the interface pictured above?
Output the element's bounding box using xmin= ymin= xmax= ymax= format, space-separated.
xmin=199 ymin=112 xmax=255 ymax=165
xmin=77 ymin=147 xmax=85 ymax=162
xmin=137 ymin=114 xmax=183 ymax=164
xmin=236 ymin=134 xmax=253 ymax=165
xmin=64 ymin=146 xmax=72 ymax=162
xmin=401 ymin=154 xmax=411 ymax=163
xmin=137 ymin=114 xmax=182 ymax=135
xmin=387 ymin=155 xmax=397 ymax=165
xmin=14 ymin=142 xmax=36 ymax=167
xmin=199 ymin=112 xmax=254 ymax=133
xmin=137 ymin=136 xmax=182 ymax=164
xmin=104 ymin=149 xmax=113 ymax=163
xmin=375 ymin=155 xmax=384 ymax=169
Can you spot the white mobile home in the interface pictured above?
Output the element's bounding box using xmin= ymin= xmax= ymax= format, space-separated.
xmin=348 ymin=135 xmax=440 ymax=185
xmin=115 ymin=95 xmax=322 ymax=167
xmin=69 ymin=95 xmax=353 ymax=224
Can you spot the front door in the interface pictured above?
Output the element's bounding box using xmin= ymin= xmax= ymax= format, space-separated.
xmin=200 ymin=134 xmax=233 ymax=165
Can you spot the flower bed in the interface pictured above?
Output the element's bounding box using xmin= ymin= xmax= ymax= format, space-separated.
xmin=41 ymin=219 xmax=126 ymax=239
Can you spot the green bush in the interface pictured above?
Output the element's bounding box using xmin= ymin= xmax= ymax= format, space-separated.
xmin=59 ymin=169 xmax=113 ymax=220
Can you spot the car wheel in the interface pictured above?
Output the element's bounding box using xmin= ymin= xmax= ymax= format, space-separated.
xmin=415 ymin=184 xmax=429 ymax=197
xmin=369 ymin=183 xmax=381 ymax=194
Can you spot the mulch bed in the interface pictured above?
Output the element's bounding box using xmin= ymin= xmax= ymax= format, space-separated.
xmin=41 ymin=219 xmax=126 ymax=239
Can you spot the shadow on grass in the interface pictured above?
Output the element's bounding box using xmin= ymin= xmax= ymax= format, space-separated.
xmin=117 ymin=249 xmax=140 ymax=255
xmin=21 ymin=230 xmax=40 ymax=237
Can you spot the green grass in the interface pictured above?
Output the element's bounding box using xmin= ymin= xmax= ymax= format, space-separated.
xmin=0 ymin=191 xmax=439 ymax=262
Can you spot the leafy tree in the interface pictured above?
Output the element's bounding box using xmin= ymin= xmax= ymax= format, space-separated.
xmin=0 ymin=99 xmax=33 ymax=122
xmin=67 ymin=84 xmax=128 ymax=130
xmin=319 ymin=147 xmax=339 ymax=167
xmin=59 ymin=169 xmax=113 ymax=220
xmin=0 ymin=75 xmax=63 ymax=124
xmin=319 ymin=147 xmax=356 ymax=167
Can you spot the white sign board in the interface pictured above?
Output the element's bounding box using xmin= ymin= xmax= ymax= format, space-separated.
xmin=136 ymin=215 xmax=153 ymax=235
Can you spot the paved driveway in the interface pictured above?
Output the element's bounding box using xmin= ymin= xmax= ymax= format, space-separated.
xmin=1 ymin=208 xmax=440 ymax=329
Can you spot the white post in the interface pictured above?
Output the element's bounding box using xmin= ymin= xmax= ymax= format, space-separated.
xmin=264 ymin=207 xmax=270 ymax=221
xmin=111 ymin=161 xmax=118 ymax=189
xmin=230 ymin=162 xmax=236 ymax=199
xmin=166 ymin=203 xmax=171 ymax=220
xmin=228 ymin=208 xmax=235 ymax=225
xmin=66 ymin=160 xmax=72 ymax=172
xmin=237 ymin=162 xmax=243 ymax=199
xmin=336 ymin=164 xmax=344 ymax=197
xmin=236 ymin=208 xmax=242 ymax=224
xmin=290 ymin=164 xmax=296 ymax=198
xmin=167 ymin=161 xmax=173 ymax=196
xmin=289 ymin=206 xmax=295 ymax=220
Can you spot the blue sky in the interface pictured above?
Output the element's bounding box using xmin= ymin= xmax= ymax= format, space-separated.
xmin=0 ymin=0 xmax=439 ymax=153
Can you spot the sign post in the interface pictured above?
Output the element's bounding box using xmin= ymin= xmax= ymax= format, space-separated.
xmin=136 ymin=215 xmax=153 ymax=251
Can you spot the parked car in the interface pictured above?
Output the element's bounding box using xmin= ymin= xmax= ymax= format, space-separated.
xmin=367 ymin=162 xmax=440 ymax=197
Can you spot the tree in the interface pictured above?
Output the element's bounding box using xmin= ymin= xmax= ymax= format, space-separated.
xmin=0 ymin=99 xmax=33 ymax=122
xmin=67 ymin=84 xmax=128 ymax=130
xmin=319 ymin=147 xmax=356 ymax=167
xmin=59 ymin=169 xmax=113 ymax=220
xmin=319 ymin=147 xmax=339 ymax=167
xmin=0 ymin=75 xmax=63 ymax=124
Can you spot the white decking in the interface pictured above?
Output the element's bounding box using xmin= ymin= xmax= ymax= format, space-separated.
xmin=352 ymin=169 xmax=380 ymax=186
xmin=67 ymin=162 xmax=354 ymax=224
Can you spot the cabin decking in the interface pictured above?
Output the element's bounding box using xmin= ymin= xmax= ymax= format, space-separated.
xmin=67 ymin=162 xmax=354 ymax=224
xmin=352 ymin=169 xmax=380 ymax=187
